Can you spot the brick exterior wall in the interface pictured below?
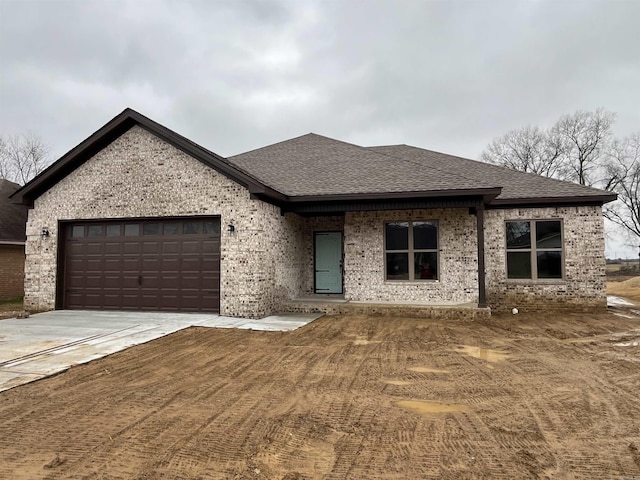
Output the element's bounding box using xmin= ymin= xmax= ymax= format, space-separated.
xmin=23 ymin=126 xmax=608 ymax=316
xmin=343 ymin=209 xmax=479 ymax=304
xmin=484 ymin=206 xmax=607 ymax=312
xmin=0 ymin=244 xmax=25 ymax=301
xmin=24 ymin=126 xmax=306 ymax=318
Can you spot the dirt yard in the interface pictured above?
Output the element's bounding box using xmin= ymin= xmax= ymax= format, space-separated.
xmin=1 ymin=309 xmax=639 ymax=480
xmin=608 ymin=276 xmax=640 ymax=302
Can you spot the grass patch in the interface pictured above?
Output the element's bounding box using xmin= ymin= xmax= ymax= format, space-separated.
xmin=0 ymin=297 xmax=23 ymax=318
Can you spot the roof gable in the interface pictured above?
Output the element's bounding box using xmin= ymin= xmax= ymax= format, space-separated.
xmin=11 ymin=109 xmax=284 ymax=206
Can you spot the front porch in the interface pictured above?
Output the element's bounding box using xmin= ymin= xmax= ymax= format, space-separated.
xmin=281 ymin=295 xmax=490 ymax=321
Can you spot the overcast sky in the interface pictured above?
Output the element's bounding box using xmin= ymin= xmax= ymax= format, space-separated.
xmin=1 ymin=0 xmax=639 ymax=256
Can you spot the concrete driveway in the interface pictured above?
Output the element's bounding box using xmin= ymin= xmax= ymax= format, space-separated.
xmin=0 ymin=310 xmax=321 ymax=392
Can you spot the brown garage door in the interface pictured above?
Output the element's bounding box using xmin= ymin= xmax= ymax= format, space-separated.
xmin=61 ymin=218 xmax=221 ymax=312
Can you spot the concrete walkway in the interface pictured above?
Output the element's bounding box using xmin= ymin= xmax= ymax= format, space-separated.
xmin=0 ymin=310 xmax=322 ymax=392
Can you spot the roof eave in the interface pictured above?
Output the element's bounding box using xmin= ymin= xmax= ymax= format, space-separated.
xmin=285 ymin=187 xmax=503 ymax=204
xmin=488 ymin=193 xmax=617 ymax=208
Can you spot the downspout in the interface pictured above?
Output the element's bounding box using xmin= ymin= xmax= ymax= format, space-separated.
xmin=476 ymin=203 xmax=487 ymax=308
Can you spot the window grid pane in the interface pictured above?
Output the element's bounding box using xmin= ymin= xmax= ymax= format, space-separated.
xmin=413 ymin=221 xmax=437 ymax=250
xmin=506 ymin=220 xmax=563 ymax=280
xmin=507 ymin=251 xmax=532 ymax=279
xmin=386 ymin=253 xmax=409 ymax=280
xmin=385 ymin=222 xmax=409 ymax=250
xmin=536 ymin=221 xmax=562 ymax=249
xmin=537 ymin=251 xmax=562 ymax=278
xmin=106 ymin=224 xmax=121 ymax=237
xmin=385 ymin=221 xmax=438 ymax=281
xmin=87 ymin=225 xmax=103 ymax=237
xmin=506 ymin=221 xmax=531 ymax=249
xmin=124 ymin=224 xmax=140 ymax=236
xmin=415 ymin=251 xmax=438 ymax=280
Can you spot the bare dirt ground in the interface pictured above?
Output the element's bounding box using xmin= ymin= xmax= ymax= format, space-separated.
xmin=1 ymin=309 xmax=640 ymax=480
xmin=608 ymin=276 xmax=640 ymax=302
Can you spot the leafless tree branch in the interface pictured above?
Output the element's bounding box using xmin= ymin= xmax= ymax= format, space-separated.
xmin=0 ymin=133 xmax=51 ymax=185
xmin=603 ymin=133 xmax=640 ymax=241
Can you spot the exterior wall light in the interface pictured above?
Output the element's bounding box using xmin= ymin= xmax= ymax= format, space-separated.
xmin=41 ymin=228 xmax=50 ymax=238
xmin=227 ymin=224 xmax=236 ymax=235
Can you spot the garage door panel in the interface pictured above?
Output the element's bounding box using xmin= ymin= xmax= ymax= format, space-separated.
xmin=182 ymin=241 xmax=200 ymax=254
xmin=67 ymin=274 xmax=86 ymax=288
xmin=162 ymin=241 xmax=180 ymax=254
xmin=83 ymin=275 xmax=103 ymax=288
xmin=142 ymin=242 xmax=160 ymax=254
xmin=141 ymin=256 xmax=160 ymax=268
xmin=63 ymin=218 xmax=220 ymax=312
xmin=104 ymin=242 xmax=122 ymax=254
xmin=104 ymin=259 xmax=122 ymax=272
xmin=120 ymin=295 xmax=140 ymax=308
xmin=85 ymin=242 xmax=103 ymax=255
xmin=181 ymin=277 xmax=201 ymax=289
xmin=66 ymin=242 xmax=85 ymax=255
xmin=102 ymin=295 xmax=121 ymax=308
xmin=202 ymin=239 xmax=220 ymax=253
xmin=123 ymin=242 xmax=141 ymax=254
xmin=141 ymin=275 xmax=160 ymax=288
xmin=201 ymin=258 xmax=220 ymax=271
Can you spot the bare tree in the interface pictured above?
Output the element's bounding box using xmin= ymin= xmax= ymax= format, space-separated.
xmin=604 ymin=133 xmax=640 ymax=241
xmin=481 ymin=108 xmax=640 ymax=244
xmin=552 ymin=108 xmax=614 ymax=186
xmin=480 ymin=125 xmax=566 ymax=177
xmin=0 ymin=133 xmax=51 ymax=185
xmin=481 ymin=109 xmax=615 ymax=187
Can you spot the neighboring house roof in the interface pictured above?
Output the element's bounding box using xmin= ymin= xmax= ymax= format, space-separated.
xmin=0 ymin=179 xmax=28 ymax=243
xmin=12 ymin=108 xmax=616 ymax=209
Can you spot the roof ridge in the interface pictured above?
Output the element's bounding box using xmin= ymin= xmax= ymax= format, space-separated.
xmin=228 ymin=132 xmax=320 ymax=159
xmin=232 ymin=133 xmax=498 ymax=189
xmin=366 ymin=145 xmax=500 ymax=188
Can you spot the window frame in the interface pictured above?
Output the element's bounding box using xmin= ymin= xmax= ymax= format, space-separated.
xmin=505 ymin=219 xmax=564 ymax=281
xmin=384 ymin=220 xmax=439 ymax=282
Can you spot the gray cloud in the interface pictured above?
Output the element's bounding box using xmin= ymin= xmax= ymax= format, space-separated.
xmin=1 ymin=0 xmax=639 ymax=254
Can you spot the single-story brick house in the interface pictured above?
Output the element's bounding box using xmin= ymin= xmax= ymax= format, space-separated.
xmin=0 ymin=179 xmax=29 ymax=301
xmin=11 ymin=109 xmax=616 ymax=318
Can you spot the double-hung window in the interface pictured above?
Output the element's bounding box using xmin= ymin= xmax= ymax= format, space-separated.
xmin=385 ymin=221 xmax=438 ymax=281
xmin=506 ymin=220 xmax=563 ymax=279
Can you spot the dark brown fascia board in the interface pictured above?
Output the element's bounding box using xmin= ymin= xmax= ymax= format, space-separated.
xmin=10 ymin=108 xmax=284 ymax=206
xmin=284 ymin=187 xmax=503 ymax=204
xmin=487 ymin=193 xmax=617 ymax=209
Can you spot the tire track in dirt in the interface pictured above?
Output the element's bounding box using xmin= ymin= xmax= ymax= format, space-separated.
xmin=1 ymin=313 xmax=639 ymax=479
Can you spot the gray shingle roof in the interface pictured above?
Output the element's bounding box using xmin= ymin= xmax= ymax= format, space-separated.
xmin=369 ymin=145 xmax=614 ymax=202
xmin=228 ymin=133 xmax=500 ymax=197
xmin=0 ymin=179 xmax=28 ymax=242
xmin=229 ymin=133 xmax=614 ymax=203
